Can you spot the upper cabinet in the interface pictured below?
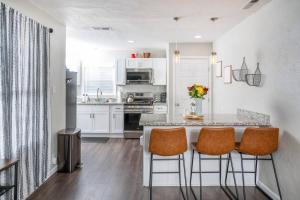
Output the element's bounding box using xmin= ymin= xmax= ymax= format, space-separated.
xmin=126 ymin=58 xmax=153 ymax=68
xmin=116 ymin=59 xmax=126 ymax=85
xmin=152 ymin=58 xmax=167 ymax=85
xmin=116 ymin=58 xmax=167 ymax=86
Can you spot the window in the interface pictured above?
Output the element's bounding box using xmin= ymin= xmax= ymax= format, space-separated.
xmin=83 ymin=66 xmax=116 ymax=96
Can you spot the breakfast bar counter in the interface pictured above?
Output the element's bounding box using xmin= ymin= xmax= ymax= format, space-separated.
xmin=140 ymin=109 xmax=271 ymax=187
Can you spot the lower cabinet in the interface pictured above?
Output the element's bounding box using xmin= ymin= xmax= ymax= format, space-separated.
xmin=110 ymin=106 xmax=124 ymax=133
xmin=77 ymin=104 xmax=123 ymax=135
xmin=94 ymin=112 xmax=110 ymax=133
xmin=77 ymin=113 xmax=93 ymax=133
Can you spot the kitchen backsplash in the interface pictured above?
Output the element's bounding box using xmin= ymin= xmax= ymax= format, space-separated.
xmin=117 ymin=85 xmax=166 ymax=98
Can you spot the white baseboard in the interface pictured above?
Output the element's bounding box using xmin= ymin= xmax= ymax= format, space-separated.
xmin=47 ymin=165 xmax=57 ymax=180
xmin=257 ymin=180 xmax=280 ymax=200
xmin=82 ymin=133 xmax=124 ymax=138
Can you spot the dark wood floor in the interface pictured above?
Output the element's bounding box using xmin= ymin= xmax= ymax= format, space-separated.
xmin=28 ymin=139 xmax=269 ymax=200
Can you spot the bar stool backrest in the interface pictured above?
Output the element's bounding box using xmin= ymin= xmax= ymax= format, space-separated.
xmin=196 ymin=127 xmax=235 ymax=155
xmin=239 ymin=128 xmax=279 ymax=156
xmin=149 ymin=127 xmax=187 ymax=156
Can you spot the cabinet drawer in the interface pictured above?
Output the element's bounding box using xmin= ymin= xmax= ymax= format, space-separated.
xmin=154 ymin=105 xmax=167 ymax=114
xmin=111 ymin=105 xmax=124 ymax=112
xmin=91 ymin=105 xmax=109 ymax=113
xmin=77 ymin=105 xmax=93 ymax=113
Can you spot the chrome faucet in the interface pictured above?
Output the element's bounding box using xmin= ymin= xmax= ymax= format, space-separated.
xmin=96 ymin=88 xmax=102 ymax=101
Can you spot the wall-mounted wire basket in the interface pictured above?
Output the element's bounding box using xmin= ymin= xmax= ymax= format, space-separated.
xmin=246 ymin=63 xmax=262 ymax=87
xmin=232 ymin=57 xmax=248 ymax=82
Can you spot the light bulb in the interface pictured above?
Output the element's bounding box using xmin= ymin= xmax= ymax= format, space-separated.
xmin=174 ymin=50 xmax=180 ymax=64
xmin=211 ymin=52 xmax=217 ymax=65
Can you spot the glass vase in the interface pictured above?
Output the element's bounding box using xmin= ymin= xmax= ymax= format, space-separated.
xmin=193 ymin=98 xmax=202 ymax=116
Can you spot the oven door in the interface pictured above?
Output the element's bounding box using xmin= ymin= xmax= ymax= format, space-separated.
xmin=124 ymin=113 xmax=143 ymax=139
xmin=126 ymin=68 xmax=152 ymax=85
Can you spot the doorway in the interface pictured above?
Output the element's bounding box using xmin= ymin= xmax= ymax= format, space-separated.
xmin=173 ymin=57 xmax=211 ymax=119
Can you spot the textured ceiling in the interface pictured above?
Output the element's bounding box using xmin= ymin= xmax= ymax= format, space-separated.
xmin=29 ymin=0 xmax=270 ymax=49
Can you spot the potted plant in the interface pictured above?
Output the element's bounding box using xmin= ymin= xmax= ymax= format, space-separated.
xmin=187 ymin=84 xmax=208 ymax=116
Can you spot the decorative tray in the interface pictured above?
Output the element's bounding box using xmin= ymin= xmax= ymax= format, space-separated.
xmin=183 ymin=114 xmax=204 ymax=120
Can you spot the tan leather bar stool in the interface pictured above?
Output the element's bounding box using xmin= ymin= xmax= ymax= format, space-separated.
xmin=149 ymin=127 xmax=189 ymax=200
xmin=190 ymin=127 xmax=239 ymax=200
xmin=228 ymin=128 xmax=282 ymax=200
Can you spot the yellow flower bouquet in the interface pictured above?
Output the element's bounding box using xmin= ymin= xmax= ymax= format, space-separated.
xmin=187 ymin=84 xmax=208 ymax=99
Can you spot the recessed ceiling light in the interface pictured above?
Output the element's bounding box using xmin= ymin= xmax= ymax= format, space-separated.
xmin=91 ymin=26 xmax=112 ymax=31
xmin=210 ymin=17 xmax=219 ymax=22
xmin=194 ymin=35 xmax=202 ymax=39
xmin=128 ymin=40 xmax=135 ymax=43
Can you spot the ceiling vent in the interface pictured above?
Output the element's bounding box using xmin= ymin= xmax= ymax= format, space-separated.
xmin=91 ymin=26 xmax=112 ymax=31
xmin=243 ymin=0 xmax=260 ymax=9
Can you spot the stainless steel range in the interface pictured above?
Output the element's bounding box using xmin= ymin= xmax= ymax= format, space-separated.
xmin=124 ymin=92 xmax=153 ymax=139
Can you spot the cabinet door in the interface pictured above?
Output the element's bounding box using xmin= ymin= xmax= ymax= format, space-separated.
xmin=93 ymin=112 xmax=110 ymax=133
xmin=152 ymin=58 xmax=167 ymax=85
xmin=77 ymin=113 xmax=93 ymax=133
xmin=116 ymin=59 xmax=126 ymax=85
xmin=154 ymin=105 xmax=168 ymax=114
xmin=110 ymin=112 xmax=124 ymax=133
xmin=126 ymin=59 xmax=138 ymax=68
xmin=92 ymin=105 xmax=110 ymax=133
xmin=138 ymin=59 xmax=153 ymax=68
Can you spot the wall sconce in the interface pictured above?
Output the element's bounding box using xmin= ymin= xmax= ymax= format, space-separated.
xmin=174 ymin=50 xmax=180 ymax=64
xmin=211 ymin=52 xmax=217 ymax=65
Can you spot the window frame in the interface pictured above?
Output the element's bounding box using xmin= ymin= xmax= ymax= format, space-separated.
xmin=82 ymin=65 xmax=117 ymax=97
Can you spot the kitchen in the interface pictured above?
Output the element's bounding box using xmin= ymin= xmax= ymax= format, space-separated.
xmin=0 ymin=0 xmax=299 ymax=200
xmin=73 ymin=53 xmax=168 ymax=139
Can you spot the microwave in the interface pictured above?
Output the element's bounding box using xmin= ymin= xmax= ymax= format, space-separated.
xmin=126 ymin=68 xmax=153 ymax=85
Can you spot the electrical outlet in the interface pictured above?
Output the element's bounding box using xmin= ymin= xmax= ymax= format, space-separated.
xmin=52 ymin=157 xmax=57 ymax=165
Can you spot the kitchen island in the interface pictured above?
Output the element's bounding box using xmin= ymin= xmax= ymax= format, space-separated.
xmin=140 ymin=109 xmax=271 ymax=187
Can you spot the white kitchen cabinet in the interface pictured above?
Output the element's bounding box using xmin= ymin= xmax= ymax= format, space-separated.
xmin=110 ymin=112 xmax=123 ymax=133
xmin=116 ymin=59 xmax=126 ymax=85
xmin=77 ymin=105 xmax=110 ymax=134
xmin=110 ymin=105 xmax=124 ymax=133
xmin=94 ymin=112 xmax=110 ymax=133
xmin=154 ymin=104 xmax=168 ymax=114
xmin=138 ymin=59 xmax=153 ymax=68
xmin=77 ymin=113 xmax=93 ymax=133
xmin=126 ymin=58 xmax=153 ymax=68
xmin=126 ymin=58 xmax=138 ymax=68
xmin=77 ymin=104 xmax=123 ymax=135
xmin=152 ymin=58 xmax=167 ymax=85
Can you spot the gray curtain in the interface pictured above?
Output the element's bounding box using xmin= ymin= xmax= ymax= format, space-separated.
xmin=0 ymin=2 xmax=50 ymax=200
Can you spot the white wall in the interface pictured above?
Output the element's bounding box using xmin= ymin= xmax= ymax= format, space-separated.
xmin=2 ymin=0 xmax=66 ymax=172
xmin=66 ymin=38 xmax=166 ymax=70
xmin=168 ymin=43 xmax=212 ymax=119
xmin=213 ymin=0 xmax=300 ymax=199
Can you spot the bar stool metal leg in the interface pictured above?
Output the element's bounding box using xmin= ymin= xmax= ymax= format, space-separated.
xmin=190 ymin=150 xmax=195 ymax=188
xmin=254 ymin=156 xmax=258 ymax=186
xmin=149 ymin=153 xmax=189 ymax=200
xmin=182 ymin=153 xmax=189 ymax=200
xmin=222 ymin=154 xmax=239 ymax=200
xmin=179 ymin=154 xmax=182 ymax=191
xmin=270 ymin=154 xmax=282 ymax=200
xmin=198 ymin=153 xmax=202 ymax=200
xmin=149 ymin=153 xmax=153 ymax=200
xmin=229 ymin=153 xmax=239 ymax=200
xmin=240 ymin=154 xmax=246 ymax=200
